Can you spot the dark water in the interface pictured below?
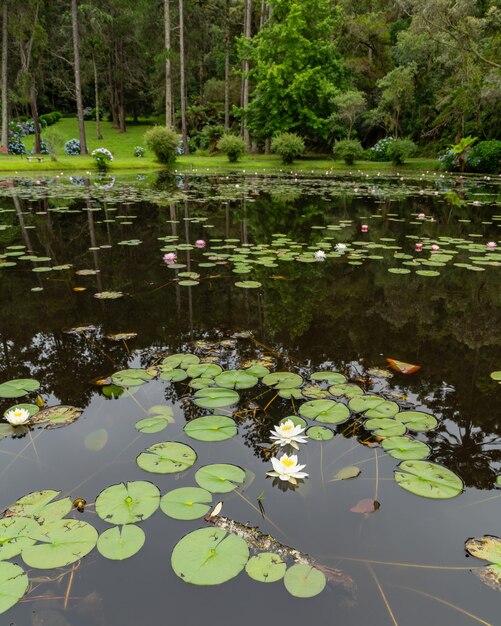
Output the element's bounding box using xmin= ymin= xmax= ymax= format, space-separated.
xmin=0 ymin=171 xmax=500 ymax=626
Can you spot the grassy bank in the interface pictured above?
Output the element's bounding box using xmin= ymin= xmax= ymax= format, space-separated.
xmin=0 ymin=117 xmax=439 ymax=174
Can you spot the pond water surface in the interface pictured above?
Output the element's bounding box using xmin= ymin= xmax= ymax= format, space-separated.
xmin=0 ymin=170 xmax=500 ymax=626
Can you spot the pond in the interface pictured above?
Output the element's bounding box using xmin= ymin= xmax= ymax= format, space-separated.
xmin=0 ymin=170 xmax=500 ymax=625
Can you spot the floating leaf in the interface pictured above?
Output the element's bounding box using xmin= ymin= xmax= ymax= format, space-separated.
xmin=193 ymin=387 xmax=239 ymax=409
xmin=394 ymin=460 xmax=463 ymax=499
xmin=329 ymin=383 xmax=363 ymax=398
xmin=97 ymin=525 xmax=145 ymax=561
xmin=214 ymin=370 xmax=258 ymax=390
xmin=106 ymin=332 xmax=138 ymax=341
xmin=159 ymin=366 xmax=188 ymax=382
xmin=278 ymin=387 xmax=303 ymax=399
xmin=283 ymin=564 xmax=326 ymax=598
xmin=160 ymin=487 xmax=212 ymax=520
xmin=171 ymin=527 xmax=249 ymax=585
xmin=162 ymin=353 xmax=200 ymax=369
xmin=364 ymin=400 xmax=400 ymax=418
xmin=243 ymin=364 xmax=270 ymax=378
xmin=262 ymin=372 xmax=303 ymax=389
xmin=386 ymin=358 xmax=421 ymax=374
xmin=95 ymin=481 xmax=160 ymax=525
xmin=30 ymin=405 xmax=83 ymax=429
xmin=364 ymin=418 xmax=406 ymax=437
xmin=94 ymin=291 xmax=124 ymax=300
xmin=136 ymin=441 xmax=197 ymax=474
xmin=333 ymin=466 xmax=361 ymax=480
xmin=184 ymin=415 xmax=237 ymax=442
xmin=235 ymin=281 xmax=262 ymax=289
xmin=195 ymin=464 xmax=246 ymax=493
xmin=5 ymin=490 xmax=71 ymax=523
xmin=472 ymin=563 xmax=501 ymax=591
xmin=0 ymin=517 xmax=38 ymax=560
xmin=280 ymin=415 xmax=307 ymax=428
xmin=394 ymin=411 xmax=438 ymax=432
xmin=349 ymin=395 xmax=387 ymax=413
xmin=245 ymin=553 xmax=286 ymax=583
xmin=381 ymin=437 xmax=430 ymax=460
xmin=490 ymin=371 xmax=501 ymax=382
xmin=84 ymin=428 xmax=108 ymax=451
xmin=186 ymin=363 xmax=223 ymax=378
xmin=0 ymin=562 xmax=29 ymax=614
xmin=135 ymin=416 xmax=170 ymax=434
xmin=310 ymin=371 xmax=347 ymax=384
xmin=0 ymin=378 xmax=40 ymax=399
xmin=300 ymin=400 xmax=350 ymax=424
xmin=465 ymin=536 xmax=501 ymax=566
xmin=3 ymin=403 xmax=39 ymax=420
xmin=306 ymin=426 xmax=334 ymax=441
xmin=301 ymin=384 xmax=330 ymax=399
xmin=111 ymin=368 xmax=155 ymax=387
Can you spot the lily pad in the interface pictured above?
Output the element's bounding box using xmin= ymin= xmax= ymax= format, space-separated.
xmin=394 ymin=411 xmax=438 ymax=432
xmin=280 ymin=415 xmax=307 ymax=428
xmin=262 ymin=372 xmax=303 ymax=389
xmin=243 ymin=364 xmax=270 ymax=378
xmin=193 ymin=387 xmax=239 ymax=409
xmin=112 ymin=368 xmax=155 ymax=387
xmin=394 ymin=460 xmax=463 ymax=499
xmin=381 ymin=437 xmax=430 ymax=460
xmin=171 ymin=527 xmax=249 ymax=585
xmin=160 ymin=487 xmax=212 ymax=520
xmin=300 ymin=400 xmax=350 ymax=424
xmin=329 ymin=383 xmax=363 ymax=398
xmin=311 ymin=371 xmax=347 ymax=384
xmin=159 ymin=367 xmax=188 ymax=382
xmin=136 ymin=441 xmax=197 ymax=474
xmin=5 ymin=490 xmax=72 ymax=523
xmin=0 ymin=562 xmax=29 ymax=614
xmin=97 ymin=525 xmax=145 ymax=561
xmin=364 ymin=418 xmax=406 ymax=437
xmin=195 ymin=464 xmax=246 ymax=493
xmin=349 ymin=395 xmax=389 ymax=414
xmin=186 ymin=363 xmax=223 ymax=378
xmin=364 ymin=400 xmax=400 ymax=418
xmin=22 ymin=519 xmax=98 ymax=568
xmin=0 ymin=378 xmax=40 ymax=399
xmin=0 ymin=517 xmax=39 ymax=560
xmin=333 ymin=466 xmax=361 ymax=480
xmin=278 ymin=387 xmax=303 ymax=399
xmin=235 ymin=281 xmax=262 ymax=289
xmin=214 ymin=370 xmax=259 ymax=390
xmin=283 ymin=564 xmax=326 ymax=598
xmin=184 ymin=415 xmax=237 ymax=442
xmin=30 ymin=406 xmax=83 ymax=429
xmin=465 ymin=536 xmax=501 ymax=566
xmin=135 ymin=411 xmax=173 ymax=434
xmin=162 ymin=353 xmax=200 ymax=369
xmin=490 ymin=371 xmax=501 ymax=382
xmin=95 ymin=481 xmax=160 ymax=524
xmin=94 ymin=290 xmax=124 ymax=299
xmin=3 ymin=403 xmax=39 ymax=420
xmin=245 ymin=553 xmax=286 ymax=583
xmin=306 ymin=426 xmax=334 ymax=441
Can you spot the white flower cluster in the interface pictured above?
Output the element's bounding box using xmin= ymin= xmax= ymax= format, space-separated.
xmin=91 ymin=147 xmax=114 ymax=161
xmin=267 ymin=419 xmax=309 ymax=485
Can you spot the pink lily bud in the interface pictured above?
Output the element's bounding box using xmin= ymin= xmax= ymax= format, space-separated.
xmin=361 ymin=224 xmax=368 ymax=233
xmin=431 ymin=244 xmax=440 ymax=252
xmin=418 ymin=213 xmax=426 ymax=220
xmin=415 ymin=243 xmax=423 ymax=252
xmin=163 ymin=252 xmax=177 ymax=264
xmin=195 ymin=240 xmax=206 ymax=249
xmin=486 ymin=242 xmax=497 ymax=249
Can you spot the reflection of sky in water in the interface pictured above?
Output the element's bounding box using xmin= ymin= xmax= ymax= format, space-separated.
xmin=0 ymin=173 xmax=500 ymax=625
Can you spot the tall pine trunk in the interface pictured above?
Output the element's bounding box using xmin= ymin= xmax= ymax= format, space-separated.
xmin=164 ymin=0 xmax=172 ymax=127
xmin=224 ymin=0 xmax=230 ymax=129
xmin=119 ymin=39 xmax=126 ymax=133
xmin=1 ymin=0 xmax=8 ymax=151
xmin=179 ymin=0 xmax=189 ymax=154
xmin=30 ymin=80 xmax=41 ymax=154
xmin=93 ymin=55 xmax=102 ymax=140
xmin=242 ymin=0 xmax=252 ymax=148
xmin=71 ymin=0 xmax=87 ymax=154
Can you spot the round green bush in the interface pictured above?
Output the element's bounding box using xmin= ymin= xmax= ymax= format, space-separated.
xmin=144 ymin=126 xmax=179 ymax=165
xmin=217 ymin=134 xmax=246 ymax=162
xmin=386 ymin=139 xmax=417 ymax=165
xmin=333 ymin=139 xmax=364 ymax=165
xmin=271 ymin=133 xmax=305 ymax=164
xmin=468 ymin=140 xmax=501 ymax=173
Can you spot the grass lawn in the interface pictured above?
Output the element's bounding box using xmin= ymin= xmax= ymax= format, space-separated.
xmin=0 ymin=117 xmax=439 ymax=174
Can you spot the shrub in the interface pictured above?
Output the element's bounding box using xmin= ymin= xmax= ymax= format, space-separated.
xmin=64 ymin=138 xmax=81 ymax=156
xmin=134 ymin=146 xmax=145 ymax=158
xmin=387 ymin=139 xmax=417 ymax=165
xmin=144 ymin=126 xmax=179 ymax=165
xmin=200 ymin=124 xmax=226 ymax=154
xmin=271 ymin=132 xmax=305 ymax=164
xmin=366 ymin=137 xmax=395 ymax=161
xmin=438 ymin=149 xmax=456 ymax=171
xmin=217 ymin=134 xmax=246 ymax=162
xmin=44 ymin=128 xmax=65 ymax=161
xmin=468 ymin=140 xmax=501 ymax=173
xmin=92 ymin=147 xmax=113 ymax=171
xmin=333 ymin=139 xmax=364 ymax=165
xmin=39 ymin=112 xmax=60 ymax=127
xmin=8 ymin=137 xmax=27 ymax=155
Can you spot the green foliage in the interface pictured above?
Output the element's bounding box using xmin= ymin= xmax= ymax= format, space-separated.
xmin=469 ymin=140 xmax=501 ymax=173
xmin=200 ymin=124 xmax=226 ymax=154
xmin=217 ymin=134 xmax=246 ymax=162
xmin=271 ymin=133 xmax=305 ymax=164
xmin=43 ymin=127 xmax=65 ymax=161
xmin=144 ymin=126 xmax=179 ymax=165
xmin=333 ymin=139 xmax=364 ymax=165
xmin=330 ymin=90 xmax=366 ymax=139
xmin=386 ymin=139 xmax=417 ymax=165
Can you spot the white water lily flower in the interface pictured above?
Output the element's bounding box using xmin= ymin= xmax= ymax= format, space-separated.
xmin=5 ymin=407 xmax=30 ymax=426
xmin=267 ymin=453 xmax=308 ymax=483
xmin=270 ymin=419 xmax=308 ymax=450
xmin=314 ymin=250 xmax=326 ymax=261
xmin=335 ymin=243 xmax=347 ymax=251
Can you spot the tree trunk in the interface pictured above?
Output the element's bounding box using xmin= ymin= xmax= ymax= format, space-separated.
xmin=164 ymin=0 xmax=173 ymax=127
xmin=71 ymin=0 xmax=87 ymax=154
xmin=119 ymin=39 xmax=126 ymax=133
xmin=1 ymin=0 xmax=8 ymax=151
xmin=93 ymin=55 xmax=102 ymax=140
xmin=30 ymin=79 xmax=41 ymax=154
xmin=242 ymin=0 xmax=252 ymax=149
xmin=224 ymin=0 xmax=230 ymax=129
xmin=259 ymin=0 xmax=266 ymax=30
xmin=179 ymin=0 xmax=189 ymax=154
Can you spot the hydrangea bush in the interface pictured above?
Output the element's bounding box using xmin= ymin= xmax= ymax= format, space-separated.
xmin=91 ymin=147 xmax=113 ymax=170
xmin=64 ymin=138 xmax=81 ymax=155
xmin=134 ymin=146 xmax=145 ymax=158
xmin=366 ymin=137 xmax=395 ymax=162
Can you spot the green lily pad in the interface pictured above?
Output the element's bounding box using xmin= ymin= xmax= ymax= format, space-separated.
xmin=301 ymin=384 xmax=331 ymax=399
xmin=162 ymin=353 xmax=200 ymax=369
xmin=22 ymin=519 xmax=98 ymax=568
xmin=283 ymin=564 xmax=326 ymax=598
xmin=189 ymin=377 xmax=215 ymax=390
xmin=364 ymin=400 xmax=400 ymax=418
xmin=214 ymin=370 xmax=259 ymax=390
xmin=195 ymin=464 xmax=246 ymax=493
xmin=394 ymin=411 xmax=438 ymax=432
xmin=235 ymin=281 xmax=262 ymax=288
xmin=160 ymin=487 xmax=212 ymax=520
xmin=306 ymin=426 xmax=334 ymax=441
xmin=465 ymin=535 xmax=501 ymax=566
xmin=5 ymin=490 xmax=72 ymax=523
xmin=280 ymin=415 xmax=307 ymax=428
xmin=0 ymin=517 xmax=39 ymax=560
xmin=243 ymin=364 xmax=270 ymax=378
xmin=97 ymin=525 xmax=145 ymax=561
xmin=310 ymin=371 xmax=347 ymax=384
xmin=30 ymin=406 xmax=83 ymax=429
xmin=333 ymin=466 xmax=361 ymax=480
xmin=349 ymin=395 xmax=389 ymax=414
xmin=382 ymin=437 xmax=430 ymax=460
xmin=329 ymin=383 xmax=363 ymax=398
xmin=135 ymin=414 xmax=172 ymax=434
xmin=262 ymin=372 xmax=303 ymax=389
xmin=489 ymin=371 xmax=501 ymax=382
xmin=184 ymin=415 xmax=237 ymax=442
xmin=193 ymin=387 xmax=239 ymax=409
xmin=111 ymin=368 xmax=155 ymax=387
xmin=186 ymin=363 xmax=223 ymax=378
xmin=0 ymin=379 xmax=40 ymax=399
xmin=94 ymin=290 xmax=124 ymax=299
xmin=364 ymin=418 xmax=406 ymax=437
xmin=171 ymin=527 xmax=249 ymax=585
xmin=0 ymin=562 xmax=29 ymax=614
xmin=95 ymin=481 xmax=160 ymax=524
xmin=136 ymin=441 xmax=197 ymax=474
xmin=395 ymin=460 xmax=463 ymax=499
xmin=159 ymin=367 xmax=188 ymax=382
xmin=300 ymin=400 xmax=350 ymax=424
xmin=278 ymin=387 xmax=303 ymax=399
xmin=3 ymin=403 xmax=39 ymax=420
xmin=245 ymin=553 xmax=286 ymax=582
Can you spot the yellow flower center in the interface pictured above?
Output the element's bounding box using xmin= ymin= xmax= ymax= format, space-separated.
xmin=282 ymin=457 xmax=295 ymax=467
xmin=14 ymin=410 xmax=23 ymax=417
xmin=281 ymin=424 xmax=292 ymax=432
